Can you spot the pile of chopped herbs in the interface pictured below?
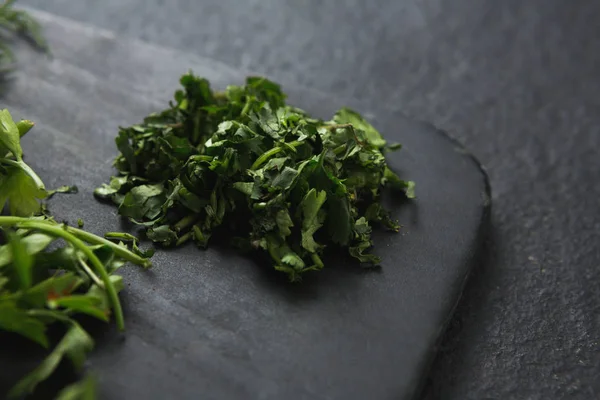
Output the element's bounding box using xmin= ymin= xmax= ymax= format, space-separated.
xmin=1 ymin=109 xmax=152 ymax=398
xmin=96 ymin=73 xmax=414 ymax=281
xmin=0 ymin=0 xmax=47 ymax=72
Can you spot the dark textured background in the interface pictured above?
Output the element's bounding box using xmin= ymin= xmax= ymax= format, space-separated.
xmin=19 ymin=0 xmax=600 ymax=398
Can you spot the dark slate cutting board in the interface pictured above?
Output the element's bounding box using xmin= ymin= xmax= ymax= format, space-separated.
xmin=0 ymin=10 xmax=490 ymax=400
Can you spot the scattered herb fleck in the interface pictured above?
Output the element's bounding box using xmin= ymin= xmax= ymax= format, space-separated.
xmin=96 ymin=73 xmax=414 ymax=281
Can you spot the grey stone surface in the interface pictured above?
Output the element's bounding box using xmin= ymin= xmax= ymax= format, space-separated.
xmin=1 ymin=12 xmax=488 ymax=400
xmin=16 ymin=0 xmax=600 ymax=398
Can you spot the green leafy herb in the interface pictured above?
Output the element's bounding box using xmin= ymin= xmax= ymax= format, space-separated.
xmin=0 ymin=109 xmax=152 ymax=398
xmin=0 ymin=216 xmax=152 ymax=398
xmin=0 ymin=109 xmax=48 ymax=216
xmin=0 ymin=109 xmax=78 ymax=216
xmin=97 ymin=73 xmax=415 ymax=281
xmin=0 ymin=0 xmax=48 ymax=71
xmin=55 ymin=375 xmax=97 ymax=400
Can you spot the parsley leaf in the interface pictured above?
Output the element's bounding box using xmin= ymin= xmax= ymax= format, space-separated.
xmin=0 ymin=301 xmax=48 ymax=347
xmin=0 ymin=163 xmax=47 ymax=216
xmin=0 ymin=110 xmax=82 ymax=216
xmin=8 ymin=321 xmax=94 ymax=397
xmin=0 ymin=109 xmax=23 ymax=159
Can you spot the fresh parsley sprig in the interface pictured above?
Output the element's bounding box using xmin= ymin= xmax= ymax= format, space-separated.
xmin=0 ymin=109 xmax=152 ymax=398
xmin=0 ymin=216 xmax=152 ymax=398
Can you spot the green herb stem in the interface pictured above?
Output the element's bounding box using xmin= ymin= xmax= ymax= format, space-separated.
xmin=26 ymin=309 xmax=73 ymax=324
xmin=240 ymin=99 xmax=252 ymax=116
xmin=104 ymin=232 xmax=137 ymax=242
xmin=78 ymin=258 xmax=104 ymax=288
xmin=321 ymin=123 xmax=353 ymax=130
xmin=174 ymin=213 xmax=200 ymax=232
xmin=193 ymin=155 xmax=214 ymax=163
xmin=332 ymin=144 xmax=346 ymax=155
xmin=311 ymin=253 xmax=324 ymax=269
xmin=250 ymin=140 xmax=304 ymax=170
xmin=175 ymin=230 xmax=193 ymax=246
xmin=68 ymin=226 xmax=152 ymax=268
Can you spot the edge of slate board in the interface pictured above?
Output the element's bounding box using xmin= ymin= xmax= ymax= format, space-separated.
xmin=0 ymin=8 xmax=492 ymax=400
